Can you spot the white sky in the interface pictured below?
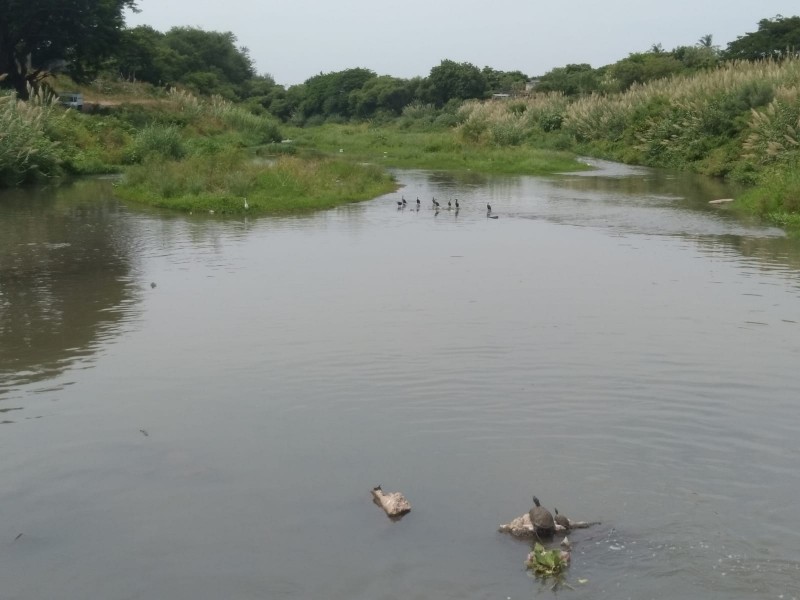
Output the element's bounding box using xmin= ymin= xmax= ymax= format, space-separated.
xmin=125 ymin=1 xmax=799 ymax=86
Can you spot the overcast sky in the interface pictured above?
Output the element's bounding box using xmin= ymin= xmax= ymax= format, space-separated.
xmin=125 ymin=1 xmax=799 ymax=86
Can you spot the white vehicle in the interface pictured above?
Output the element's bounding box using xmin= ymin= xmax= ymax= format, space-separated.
xmin=59 ymin=93 xmax=83 ymax=110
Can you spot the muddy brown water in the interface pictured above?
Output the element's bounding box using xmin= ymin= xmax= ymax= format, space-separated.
xmin=1 ymin=161 xmax=799 ymax=599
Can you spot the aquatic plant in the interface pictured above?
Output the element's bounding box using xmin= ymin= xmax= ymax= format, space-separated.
xmin=526 ymin=543 xmax=568 ymax=577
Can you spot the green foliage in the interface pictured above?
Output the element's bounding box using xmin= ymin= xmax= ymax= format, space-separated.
xmin=349 ymin=75 xmax=413 ymax=118
xmin=426 ymin=60 xmax=488 ymax=107
xmin=0 ymin=92 xmax=63 ymax=185
xmin=741 ymin=87 xmax=800 ymax=167
xmin=0 ymin=0 xmax=136 ymax=99
xmin=127 ymin=124 xmax=186 ymax=163
xmin=482 ymin=67 xmax=529 ymax=94
xmin=737 ymin=160 xmax=800 ymax=222
xmin=536 ymin=64 xmax=602 ymax=96
xmin=111 ymin=26 xmax=255 ymax=99
xmin=116 ymin=153 xmax=396 ymax=214
xmin=284 ymin=122 xmax=583 ymax=175
xmin=300 ymin=68 xmax=377 ymax=120
xmin=725 ymin=15 xmax=800 ymax=60
xmin=606 ymin=51 xmax=685 ymax=91
xmin=526 ymin=543 xmax=568 ymax=577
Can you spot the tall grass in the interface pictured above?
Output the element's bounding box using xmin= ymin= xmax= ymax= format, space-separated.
xmin=446 ymin=57 xmax=800 ymax=223
xmin=0 ymin=91 xmax=62 ymax=185
xmin=165 ymin=88 xmax=282 ymax=143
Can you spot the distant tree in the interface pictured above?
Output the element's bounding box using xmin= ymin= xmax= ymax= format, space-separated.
xmin=0 ymin=0 xmax=137 ymax=99
xmin=349 ymin=75 xmax=412 ymax=118
xmin=697 ymin=34 xmax=714 ymax=48
xmin=606 ymin=50 xmax=684 ymax=91
xmin=114 ymin=25 xmax=171 ymax=83
xmin=426 ymin=59 xmax=487 ymax=106
xmin=671 ymin=44 xmax=719 ymax=71
xmin=724 ymin=15 xmax=800 ymax=60
xmin=536 ymin=63 xmax=600 ymax=96
xmin=481 ymin=66 xmax=529 ymax=94
xmin=300 ymin=68 xmax=376 ymax=119
xmin=161 ymin=27 xmax=254 ymax=97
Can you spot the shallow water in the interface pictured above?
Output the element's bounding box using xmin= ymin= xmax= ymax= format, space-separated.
xmin=1 ymin=162 xmax=799 ymax=600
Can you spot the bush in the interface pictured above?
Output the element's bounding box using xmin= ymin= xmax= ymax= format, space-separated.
xmin=126 ymin=123 xmax=186 ymax=163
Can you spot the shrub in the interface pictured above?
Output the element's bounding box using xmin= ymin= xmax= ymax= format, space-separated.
xmin=126 ymin=123 xmax=186 ymax=163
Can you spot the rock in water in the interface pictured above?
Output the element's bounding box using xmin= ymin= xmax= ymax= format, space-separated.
xmin=371 ymin=485 xmax=411 ymax=518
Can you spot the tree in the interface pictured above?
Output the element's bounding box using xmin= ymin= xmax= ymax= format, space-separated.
xmin=724 ymin=15 xmax=800 ymax=61
xmin=161 ymin=27 xmax=254 ymax=98
xmin=697 ymin=34 xmax=714 ymax=48
xmin=300 ymin=68 xmax=376 ymax=119
xmin=0 ymin=0 xmax=137 ymax=99
xmin=671 ymin=45 xmax=719 ymax=71
xmin=349 ymin=75 xmax=412 ymax=118
xmin=536 ymin=63 xmax=600 ymax=96
xmin=606 ymin=50 xmax=684 ymax=91
xmin=114 ymin=25 xmax=170 ymax=83
xmin=426 ymin=59 xmax=487 ymax=107
xmin=481 ymin=66 xmax=529 ymax=94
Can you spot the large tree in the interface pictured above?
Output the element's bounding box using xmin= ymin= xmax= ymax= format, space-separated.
xmin=0 ymin=0 xmax=137 ymax=99
xmin=300 ymin=67 xmax=376 ymax=119
xmin=724 ymin=15 xmax=800 ymax=61
xmin=426 ymin=59 xmax=487 ymax=106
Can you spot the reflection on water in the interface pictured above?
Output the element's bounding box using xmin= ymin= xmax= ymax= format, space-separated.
xmin=1 ymin=165 xmax=799 ymax=600
xmin=0 ymin=180 xmax=141 ymax=399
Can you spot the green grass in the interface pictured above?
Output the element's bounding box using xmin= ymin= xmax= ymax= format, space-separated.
xmin=734 ymin=163 xmax=800 ymax=232
xmin=284 ymin=123 xmax=588 ymax=175
xmin=114 ymin=152 xmax=397 ymax=214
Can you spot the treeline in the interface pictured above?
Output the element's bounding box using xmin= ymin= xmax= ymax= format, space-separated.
xmin=103 ymin=15 xmax=800 ymax=124
xmin=110 ymin=28 xmax=529 ymax=123
xmin=3 ymin=4 xmax=800 ymax=127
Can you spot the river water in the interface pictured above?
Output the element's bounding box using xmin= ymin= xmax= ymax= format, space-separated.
xmin=1 ymin=161 xmax=799 ymax=600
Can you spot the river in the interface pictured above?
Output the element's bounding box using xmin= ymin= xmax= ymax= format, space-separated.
xmin=1 ymin=161 xmax=799 ymax=600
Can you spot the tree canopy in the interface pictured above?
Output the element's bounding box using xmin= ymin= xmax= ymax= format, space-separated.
xmin=113 ymin=26 xmax=255 ymax=99
xmin=425 ymin=60 xmax=488 ymax=106
xmin=724 ymin=15 xmax=800 ymax=60
xmin=0 ymin=0 xmax=137 ymax=98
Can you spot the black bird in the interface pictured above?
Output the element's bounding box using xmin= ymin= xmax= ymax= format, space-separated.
xmin=416 ymin=197 xmax=421 ymax=208
xmin=397 ymin=200 xmax=403 ymax=207
xmin=486 ymin=203 xmax=492 ymax=213
xmin=402 ymin=197 xmax=407 ymax=206
xmin=433 ymin=199 xmax=440 ymax=209
xmin=455 ymin=199 xmax=460 ymax=209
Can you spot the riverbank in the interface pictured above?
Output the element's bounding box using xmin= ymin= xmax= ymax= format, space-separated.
xmin=6 ymin=65 xmax=800 ymax=230
xmin=2 ymin=84 xmax=588 ymax=213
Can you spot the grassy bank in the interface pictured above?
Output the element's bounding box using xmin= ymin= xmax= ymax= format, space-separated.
xmin=3 ymin=84 xmax=584 ymax=214
xmin=114 ymin=152 xmax=396 ymax=214
xmin=285 ymin=122 xmax=585 ymax=175
xmin=11 ymin=60 xmax=800 ymax=228
xmin=454 ymin=57 xmax=800 ymax=230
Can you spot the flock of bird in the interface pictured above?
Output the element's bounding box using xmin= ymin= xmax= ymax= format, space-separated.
xmin=395 ymin=196 xmax=499 ymax=218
